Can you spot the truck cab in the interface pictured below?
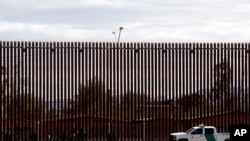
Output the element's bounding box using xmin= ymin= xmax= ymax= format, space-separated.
xmin=169 ymin=124 xmax=230 ymax=141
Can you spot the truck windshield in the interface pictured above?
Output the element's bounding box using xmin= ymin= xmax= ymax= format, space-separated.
xmin=185 ymin=128 xmax=194 ymax=134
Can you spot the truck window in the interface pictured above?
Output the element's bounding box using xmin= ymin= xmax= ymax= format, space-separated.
xmin=185 ymin=127 xmax=194 ymax=134
xmin=205 ymin=128 xmax=214 ymax=134
xmin=191 ymin=128 xmax=202 ymax=135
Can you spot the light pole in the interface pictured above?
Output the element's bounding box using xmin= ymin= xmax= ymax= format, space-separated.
xmin=118 ymin=27 xmax=123 ymax=43
xmin=113 ymin=27 xmax=124 ymax=43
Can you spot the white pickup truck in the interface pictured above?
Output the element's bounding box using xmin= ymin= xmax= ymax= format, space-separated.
xmin=169 ymin=124 xmax=230 ymax=141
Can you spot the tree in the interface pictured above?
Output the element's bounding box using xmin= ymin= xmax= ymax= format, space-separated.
xmin=1 ymin=66 xmax=7 ymax=121
xmin=177 ymin=93 xmax=204 ymax=111
xmin=6 ymin=93 xmax=44 ymax=121
xmin=211 ymin=58 xmax=233 ymax=112
xmin=1 ymin=66 xmax=7 ymax=103
xmin=1 ymin=66 xmax=45 ymax=121
xmin=75 ymin=77 xmax=109 ymax=116
xmin=120 ymin=91 xmax=149 ymax=120
xmin=1 ymin=66 xmax=5 ymax=92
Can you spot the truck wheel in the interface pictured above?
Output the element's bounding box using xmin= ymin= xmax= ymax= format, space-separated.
xmin=225 ymin=139 xmax=230 ymax=141
xmin=178 ymin=139 xmax=188 ymax=141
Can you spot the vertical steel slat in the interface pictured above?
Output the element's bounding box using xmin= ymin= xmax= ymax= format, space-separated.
xmin=57 ymin=42 xmax=61 ymax=135
xmin=42 ymin=42 xmax=47 ymax=139
xmin=1 ymin=42 xmax=4 ymax=138
xmin=3 ymin=42 xmax=6 ymax=140
xmin=49 ymin=42 xmax=52 ymax=134
xmin=123 ymin=43 xmax=127 ymax=140
xmin=25 ymin=41 xmax=28 ymax=138
xmin=168 ymin=43 xmax=172 ymax=133
xmin=204 ymin=43 xmax=208 ymax=125
xmin=242 ymin=43 xmax=246 ymax=124
xmin=66 ymin=42 xmax=70 ymax=135
xmin=174 ymin=43 xmax=178 ymax=124
xmin=104 ymin=43 xmax=107 ymax=140
xmin=115 ymin=45 xmax=119 ymax=130
xmin=63 ymin=42 xmax=67 ymax=138
xmin=45 ymin=42 xmax=49 ymax=137
xmin=134 ymin=43 xmax=137 ymax=141
xmin=234 ymin=44 xmax=237 ymax=126
xmin=235 ymin=43 xmax=238 ymax=123
xmin=210 ymin=43 xmax=216 ymax=128
xmin=141 ymin=43 xmax=145 ymax=141
xmin=143 ymin=43 xmax=147 ymax=140
xmin=122 ymin=43 xmax=125 ymax=140
xmin=70 ymin=43 xmax=73 ymax=133
xmin=7 ymin=42 xmax=10 ymax=139
xmin=192 ymin=43 xmax=195 ymax=122
xmin=159 ymin=43 xmax=162 ymax=139
xmin=194 ymin=43 xmax=197 ymax=122
xmin=36 ymin=42 xmax=40 ymax=140
xmin=240 ymin=43 xmax=244 ymax=124
xmin=105 ymin=44 xmax=111 ymax=123
xmin=205 ymin=44 xmax=209 ymax=126
xmin=248 ymin=43 xmax=250 ymax=124
xmin=0 ymin=41 xmax=2 ymax=140
xmin=129 ymin=43 xmax=132 ymax=140
xmin=52 ymin=42 xmax=57 ymax=134
xmin=18 ymin=42 xmax=23 ymax=139
xmin=77 ymin=42 xmax=80 ymax=137
xmin=198 ymin=43 xmax=201 ymax=120
xmin=76 ymin=42 xmax=80 ymax=135
xmin=204 ymin=43 xmax=208 ymax=123
xmin=23 ymin=41 xmax=26 ymax=139
xmin=39 ymin=42 xmax=43 ymax=140
xmin=100 ymin=43 xmax=104 ymax=140
xmin=239 ymin=43 xmax=242 ymax=124
xmin=73 ymin=43 xmax=77 ymax=132
xmin=111 ymin=43 xmax=115 ymax=141
xmin=16 ymin=42 xmax=19 ymax=139
xmin=31 ymin=42 xmax=34 ymax=137
xmin=83 ymin=42 xmax=87 ymax=139
xmin=10 ymin=42 xmax=14 ymax=140
xmin=118 ymin=44 xmax=121 ymax=141
xmin=201 ymin=44 xmax=204 ymax=124
xmin=245 ymin=43 xmax=248 ymax=124
xmin=117 ymin=45 xmax=120 ymax=139
xmin=88 ymin=43 xmax=91 ymax=139
xmin=28 ymin=42 xmax=31 ymax=137
xmin=3 ymin=41 xmax=5 ymax=140
xmin=148 ymin=43 xmax=152 ymax=139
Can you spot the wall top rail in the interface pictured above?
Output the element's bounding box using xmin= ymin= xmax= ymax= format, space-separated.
xmin=0 ymin=41 xmax=250 ymax=49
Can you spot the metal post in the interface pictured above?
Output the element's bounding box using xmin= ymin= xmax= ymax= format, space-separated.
xmin=143 ymin=122 xmax=145 ymax=141
xmin=108 ymin=122 xmax=111 ymax=141
xmin=37 ymin=122 xmax=39 ymax=141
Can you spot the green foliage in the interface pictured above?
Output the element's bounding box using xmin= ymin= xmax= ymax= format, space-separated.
xmin=177 ymin=93 xmax=204 ymax=111
xmin=5 ymin=94 xmax=44 ymax=121
xmin=120 ymin=91 xmax=149 ymax=120
xmin=1 ymin=66 xmax=7 ymax=97
xmin=75 ymin=77 xmax=109 ymax=117
xmin=178 ymin=93 xmax=207 ymax=118
xmin=73 ymin=77 xmax=150 ymax=120
xmin=1 ymin=66 xmax=45 ymax=121
xmin=211 ymin=58 xmax=233 ymax=112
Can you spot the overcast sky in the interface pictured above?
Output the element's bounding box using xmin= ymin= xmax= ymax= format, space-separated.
xmin=1 ymin=0 xmax=250 ymax=42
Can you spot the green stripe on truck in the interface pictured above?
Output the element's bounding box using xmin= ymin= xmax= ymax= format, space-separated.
xmin=205 ymin=134 xmax=216 ymax=141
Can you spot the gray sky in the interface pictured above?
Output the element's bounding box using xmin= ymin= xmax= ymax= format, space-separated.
xmin=1 ymin=0 xmax=250 ymax=42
